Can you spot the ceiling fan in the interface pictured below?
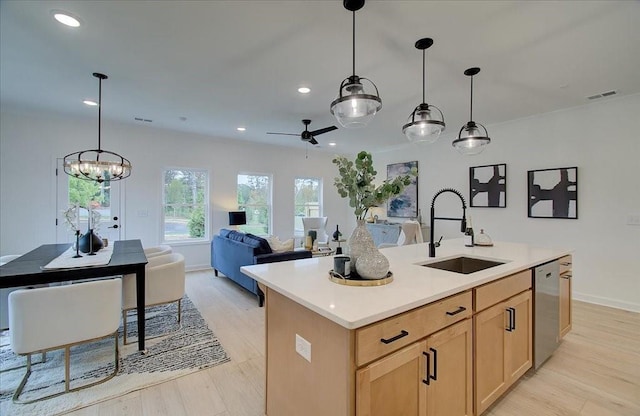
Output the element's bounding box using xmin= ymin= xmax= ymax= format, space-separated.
xmin=267 ymin=119 xmax=337 ymax=145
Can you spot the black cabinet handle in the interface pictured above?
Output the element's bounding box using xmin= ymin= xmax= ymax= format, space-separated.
xmin=511 ymin=307 xmax=516 ymax=330
xmin=422 ymin=351 xmax=430 ymax=385
xmin=446 ymin=306 xmax=467 ymax=316
xmin=380 ymin=330 xmax=409 ymax=344
xmin=506 ymin=308 xmax=514 ymax=332
xmin=560 ymin=262 xmax=572 ymax=266
xmin=429 ymin=347 xmax=438 ymax=381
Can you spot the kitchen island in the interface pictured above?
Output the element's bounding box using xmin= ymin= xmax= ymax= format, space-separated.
xmin=242 ymin=239 xmax=572 ymax=416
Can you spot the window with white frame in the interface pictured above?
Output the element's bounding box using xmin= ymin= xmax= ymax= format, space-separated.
xmin=237 ymin=173 xmax=272 ymax=236
xmin=294 ymin=177 xmax=322 ymax=236
xmin=162 ymin=168 xmax=208 ymax=242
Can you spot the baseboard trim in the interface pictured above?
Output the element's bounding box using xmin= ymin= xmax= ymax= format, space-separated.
xmin=574 ymin=291 xmax=640 ymax=313
xmin=186 ymin=264 xmax=213 ymax=272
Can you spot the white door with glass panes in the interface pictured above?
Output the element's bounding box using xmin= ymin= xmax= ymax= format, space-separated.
xmin=56 ymin=158 xmax=123 ymax=244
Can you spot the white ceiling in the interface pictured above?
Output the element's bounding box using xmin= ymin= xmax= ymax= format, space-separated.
xmin=1 ymin=1 xmax=639 ymax=155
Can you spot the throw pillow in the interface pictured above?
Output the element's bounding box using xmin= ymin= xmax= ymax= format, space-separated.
xmin=267 ymin=236 xmax=294 ymax=253
xmin=245 ymin=233 xmax=273 ymax=255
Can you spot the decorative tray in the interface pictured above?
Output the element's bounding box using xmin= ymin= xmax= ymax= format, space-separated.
xmin=328 ymin=270 xmax=393 ymax=286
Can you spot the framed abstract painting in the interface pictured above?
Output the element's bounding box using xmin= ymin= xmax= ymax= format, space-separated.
xmin=527 ymin=167 xmax=578 ymax=219
xmin=387 ymin=161 xmax=418 ymax=218
xmin=469 ymin=163 xmax=507 ymax=208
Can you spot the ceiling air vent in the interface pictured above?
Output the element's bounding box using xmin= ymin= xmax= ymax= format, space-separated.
xmin=587 ymin=90 xmax=617 ymax=100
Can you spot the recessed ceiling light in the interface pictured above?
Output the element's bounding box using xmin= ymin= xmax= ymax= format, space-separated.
xmin=52 ymin=11 xmax=81 ymax=27
xmin=83 ymin=100 xmax=97 ymax=106
xmin=298 ymin=87 xmax=311 ymax=94
xmin=328 ymin=142 xmax=337 ymax=147
xmin=237 ymin=127 xmax=246 ymax=132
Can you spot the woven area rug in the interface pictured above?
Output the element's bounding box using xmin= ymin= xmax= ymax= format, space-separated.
xmin=0 ymin=295 xmax=230 ymax=415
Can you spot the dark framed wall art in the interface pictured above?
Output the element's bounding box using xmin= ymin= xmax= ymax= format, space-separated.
xmin=469 ymin=163 xmax=507 ymax=207
xmin=387 ymin=161 xmax=418 ymax=218
xmin=527 ymin=166 xmax=578 ymax=219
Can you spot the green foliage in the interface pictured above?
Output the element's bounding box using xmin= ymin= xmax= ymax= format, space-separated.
xmin=333 ymin=151 xmax=416 ymax=220
xmin=188 ymin=205 xmax=205 ymax=238
xmin=68 ymin=177 xmax=105 ymax=207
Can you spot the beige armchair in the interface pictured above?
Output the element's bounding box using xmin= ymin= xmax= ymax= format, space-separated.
xmin=121 ymin=252 xmax=185 ymax=344
xmin=378 ymin=220 xmax=423 ymax=248
xmin=302 ymin=217 xmax=329 ymax=247
xmin=144 ymin=245 xmax=172 ymax=258
xmin=8 ymin=278 xmax=122 ymax=403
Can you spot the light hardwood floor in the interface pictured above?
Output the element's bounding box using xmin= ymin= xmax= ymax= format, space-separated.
xmin=68 ymin=270 xmax=639 ymax=416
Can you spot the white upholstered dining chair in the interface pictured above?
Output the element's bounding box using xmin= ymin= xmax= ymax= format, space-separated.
xmin=121 ymin=252 xmax=185 ymax=345
xmin=8 ymin=278 xmax=122 ymax=403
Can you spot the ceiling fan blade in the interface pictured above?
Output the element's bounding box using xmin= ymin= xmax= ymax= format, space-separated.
xmin=309 ymin=137 xmax=319 ymax=145
xmin=266 ymin=132 xmax=300 ymax=136
xmin=309 ymin=125 xmax=338 ymax=136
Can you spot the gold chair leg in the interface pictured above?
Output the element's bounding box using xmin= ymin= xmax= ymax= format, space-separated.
xmin=12 ymin=331 xmax=120 ymax=404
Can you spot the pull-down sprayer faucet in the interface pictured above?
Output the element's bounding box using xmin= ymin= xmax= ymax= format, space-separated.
xmin=429 ymin=188 xmax=467 ymax=257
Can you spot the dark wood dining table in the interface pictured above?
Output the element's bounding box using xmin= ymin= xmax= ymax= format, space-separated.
xmin=0 ymin=239 xmax=149 ymax=352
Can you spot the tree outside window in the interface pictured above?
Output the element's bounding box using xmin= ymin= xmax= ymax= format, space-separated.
xmin=163 ymin=168 xmax=208 ymax=242
xmin=294 ymin=177 xmax=322 ymax=235
xmin=237 ymin=173 xmax=271 ymax=236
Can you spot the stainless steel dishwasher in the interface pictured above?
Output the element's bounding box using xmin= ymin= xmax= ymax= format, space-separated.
xmin=534 ymin=260 xmax=560 ymax=369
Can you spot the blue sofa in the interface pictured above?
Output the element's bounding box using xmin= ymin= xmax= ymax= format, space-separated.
xmin=211 ymin=229 xmax=311 ymax=306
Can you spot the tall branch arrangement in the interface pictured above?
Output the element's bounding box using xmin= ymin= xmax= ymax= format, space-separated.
xmin=333 ymin=151 xmax=416 ymax=220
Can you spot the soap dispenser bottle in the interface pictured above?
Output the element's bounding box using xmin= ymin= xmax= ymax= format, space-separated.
xmin=464 ymin=216 xmax=475 ymax=247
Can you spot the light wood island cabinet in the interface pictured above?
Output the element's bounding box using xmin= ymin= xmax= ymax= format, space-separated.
xmin=243 ymin=240 xmax=572 ymax=416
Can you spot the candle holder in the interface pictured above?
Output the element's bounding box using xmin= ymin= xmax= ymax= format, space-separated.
xmin=72 ymin=230 xmax=82 ymax=258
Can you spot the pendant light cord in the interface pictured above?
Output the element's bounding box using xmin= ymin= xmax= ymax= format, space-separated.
xmin=352 ymin=10 xmax=356 ymax=76
xmin=97 ymin=76 xmax=102 ymax=151
xmin=469 ymin=75 xmax=474 ymax=121
xmin=422 ymin=49 xmax=426 ymax=104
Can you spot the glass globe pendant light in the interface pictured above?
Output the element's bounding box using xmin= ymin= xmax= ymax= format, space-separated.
xmin=453 ymin=67 xmax=491 ymax=155
xmin=64 ymin=73 xmax=132 ymax=183
xmin=403 ymin=38 xmax=445 ymax=144
xmin=330 ymin=0 xmax=382 ymax=128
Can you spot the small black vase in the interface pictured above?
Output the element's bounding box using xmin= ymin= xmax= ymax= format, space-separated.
xmin=78 ymin=228 xmax=103 ymax=254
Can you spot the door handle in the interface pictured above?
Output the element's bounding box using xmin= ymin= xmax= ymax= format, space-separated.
xmin=429 ymin=347 xmax=438 ymax=381
xmin=380 ymin=330 xmax=409 ymax=344
xmin=108 ymin=224 xmax=119 ymax=229
xmin=446 ymin=306 xmax=467 ymax=316
xmin=506 ymin=308 xmax=514 ymax=332
xmin=422 ymin=351 xmax=430 ymax=385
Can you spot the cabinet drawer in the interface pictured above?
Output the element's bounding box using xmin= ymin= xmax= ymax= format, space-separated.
xmin=475 ymin=270 xmax=531 ymax=312
xmin=559 ymin=255 xmax=572 ymax=275
xmin=356 ymin=291 xmax=472 ymax=366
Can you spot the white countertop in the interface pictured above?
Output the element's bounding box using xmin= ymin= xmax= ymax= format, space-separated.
xmin=241 ymin=239 xmax=571 ymax=329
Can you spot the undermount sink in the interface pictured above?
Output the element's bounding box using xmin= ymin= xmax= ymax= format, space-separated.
xmin=421 ymin=256 xmax=505 ymax=274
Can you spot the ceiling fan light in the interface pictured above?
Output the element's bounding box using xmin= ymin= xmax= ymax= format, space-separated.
xmin=403 ymin=103 xmax=445 ymax=144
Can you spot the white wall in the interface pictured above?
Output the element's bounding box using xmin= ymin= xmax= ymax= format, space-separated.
xmin=2 ymin=95 xmax=638 ymax=311
xmin=0 ymin=109 xmax=354 ymax=270
xmin=374 ymin=94 xmax=640 ymax=312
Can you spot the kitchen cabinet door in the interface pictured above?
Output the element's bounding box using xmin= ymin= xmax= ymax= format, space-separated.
xmin=505 ymin=290 xmax=533 ymax=382
xmin=474 ymin=301 xmax=508 ymax=415
xmin=425 ymin=319 xmax=473 ymax=416
xmin=356 ymin=340 xmax=427 ymax=416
